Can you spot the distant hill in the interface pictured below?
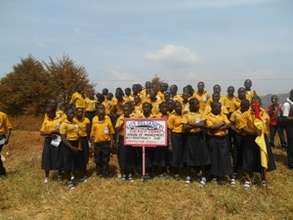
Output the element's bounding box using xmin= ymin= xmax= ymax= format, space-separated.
xmin=261 ymin=93 xmax=288 ymax=107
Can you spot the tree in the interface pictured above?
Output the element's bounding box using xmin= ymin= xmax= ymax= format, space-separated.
xmin=45 ymin=56 xmax=95 ymax=105
xmin=0 ymin=56 xmax=51 ymax=114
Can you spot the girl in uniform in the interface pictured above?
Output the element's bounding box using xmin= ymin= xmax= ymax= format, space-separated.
xmin=115 ymin=103 xmax=134 ymax=181
xmin=74 ymin=107 xmax=91 ymax=181
xmin=168 ymin=101 xmax=185 ymax=178
xmin=206 ymin=102 xmax=233 ymax=184
xmin=90 ymin=104 xmax=114 ymax=177
xmin=183 ymin=98 xmax=210 ymax=185
xmin=40 ymin=102 xmax=63 ymax=183
xmin=60 ymin=108 xmax=83 ymax=189
xmin=240 ymin=98 xmax=276 ymax=188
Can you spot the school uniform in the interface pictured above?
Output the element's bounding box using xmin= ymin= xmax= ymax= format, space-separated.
xmin=60 ymin=119 xmax=83 ymax=173
xmin=240 ymin=110 xmax=276 ymax=173
xmin=206 ymin=113 xmax=233 ymax=177
xmin=0 ymin=112 xmax=12 ymax=176
xmin=73 ymin=117 xmax=91 ymax=172
xmin=40 ymin=114 xmax=64 ymax=171
xmin=70 ymin=92 xmax=85 ymax=109
xmin=222 ymin=96 xmax=239 ymax=118
xmin=123 ymin=95 xmax=134 ymax=103
xmin=172 ymin=94 xmax=183 ymax=103
xmin=85 ymin=97 xmax=97 ymax=121
xmin=183 ymin=112 xmax=210 ymax=167
xmin=230 ymin=109 xmax=247 ymax=172
xmin=193 ymin=91 xmax=210 ymax=114
xmin=91 ymin=117 xmax=114 ymax=176
xmin=115 ymin=114 xmax=135 ymax=176
xmin=168 ymin=113 xmax=185 ymax=168
xmin=245 ymin=90 xmax=257 ymax=103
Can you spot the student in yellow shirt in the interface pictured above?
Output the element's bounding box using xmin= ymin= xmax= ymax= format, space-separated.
xmin=90 ymin=104 xmax=114 ymax=177
xmin=60 ymin=108 xmax=82 ymax=189
xmin=84 ymin=91 xmax=97 ymax=121
xmin=40 ymin=101 xmax=64 ymax=183
xmin=156 ymin=101 xmax=172 ymax=175
xmin=240 ymin=98 xmax=276 ymax=188
xmin=0 ymin=110 xmax=12 ymax=177
xmin=124 ymin=88 xmax=134 ymax=103
xmin=112 ymin=88 xmax=126 ymax=122
xmin=244 ymin=79 xmax=257 ymax=102
xmin=182 ymin=91 xmax=191 ymax=114
xmin=204 ymin=93 xmax=228 ymax=115
xmin=223 ymin=86 xmax=239 ymax=118
xmin=74 ymin=107 xmax=91 ymax=180
xmin=148 ymin=89 xmax=162 ymax=116
xmin=132 ymin=95 xmax=143 ymax=118
xmin=183 ymin=98 xmax=210 ymax=185
xmin=157 ymin=82 xmax=168 ymax=101
xmin=193 ymin=81 xmax=210 ymax=113
xmin=206 ymin=102 xmax=233 ymax=184
xmin=168 ymin=101 xmax=185 ymax=176
xmin=115 ymin=103 xmax=134 ymax=181
xmin=230 ymin=99 xmax=250 ymax=175
xmin=170 ymin=84 xmax=183 ymax=103
xmin=70 ymin=89 xmax=85 ymax=109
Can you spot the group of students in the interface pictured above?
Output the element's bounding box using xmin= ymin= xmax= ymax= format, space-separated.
xmin=1 ymin=79 xmax=292 ymax=190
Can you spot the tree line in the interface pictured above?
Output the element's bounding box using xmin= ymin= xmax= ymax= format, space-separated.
xmin=0 ymin=56 xmax=94 ymax=115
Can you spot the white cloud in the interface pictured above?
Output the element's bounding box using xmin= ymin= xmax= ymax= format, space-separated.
xmin=145 ymin=44 xmax=199 ymax=68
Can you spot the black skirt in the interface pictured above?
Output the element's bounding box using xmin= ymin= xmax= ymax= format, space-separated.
xmin=184 ymin=132 xmax=210 ymax=167
xmin=41 ymin=137 xmax=63 ymax=171
xmin=118 ymin=135 xmax=134 ymax=174
xmin=80 ymin=137 xmax=89 ymax=170
xmin=208 ymin=135 xmax=233 ymax=177
xmin=242 ymin=135 xmax=276 ymax=173
xmin=152 ymin=146 xmax=168 ymax=167
xmin=63 ymin=140 xmax=83 ymax=172
xmin=171 ymin=132 xmax=185 ymax=168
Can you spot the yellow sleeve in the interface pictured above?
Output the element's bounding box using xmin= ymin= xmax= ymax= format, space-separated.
xmin=70 ymin=93 xmax=77 ymax=104
xmin=4 ymin=114 xmax=12 ymax=129
xmin=109 ymin=121 xmax=115 ymax=135
xmin=206 ymin=116 xmax=213 ymax=127
xmin=40 ymin=118 xmax=47 ymax=132
xmin=167 ymin=115 xmax=174 ymax=130
xmin=115 ymin=116 xmax=123 ymax=129
xmin=230 ymin=112 xmax=236 ymax=123
xmin=90 ymin=123 xmax=96 ymax=138
xmin=223 ymin=114 xmax=231 ymax=125
xmin=59 ymin=122 xmax=67 ymax=135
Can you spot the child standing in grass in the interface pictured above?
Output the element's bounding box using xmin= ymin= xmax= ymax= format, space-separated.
xmin=115 ymin=103 xmax=134 ymax=181
xmin=240 ymin=99 xmax=276 ymax=189
xmin=206 ymin=102 xmax=233 ymax=184
xmin=40 ymin=101 xmax=64 ymax=183
xmin=0 ymin=110 xmax=12 ymax=177
xmin=91 ymin=104 xmax=114 ymax=177
xmin=73 ymin=107 xmax=91 ymax=181
xmin=183 ymin=98 xmax=210 ymax=185
xmin=60 ymin=108 xmax=83 ymax=189
xmin=168 ymin=101 xmax=185 ymax=178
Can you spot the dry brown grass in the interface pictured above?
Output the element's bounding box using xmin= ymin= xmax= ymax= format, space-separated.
xmin=1 ymin=117 xmax=293 ymax=219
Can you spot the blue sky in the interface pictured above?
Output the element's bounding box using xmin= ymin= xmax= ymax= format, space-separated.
xmin=1 ymin=0 xmax=292 ymax=95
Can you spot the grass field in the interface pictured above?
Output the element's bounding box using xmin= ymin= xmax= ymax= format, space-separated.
xmin=1 ymin=117 xmax=293 ymax=219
